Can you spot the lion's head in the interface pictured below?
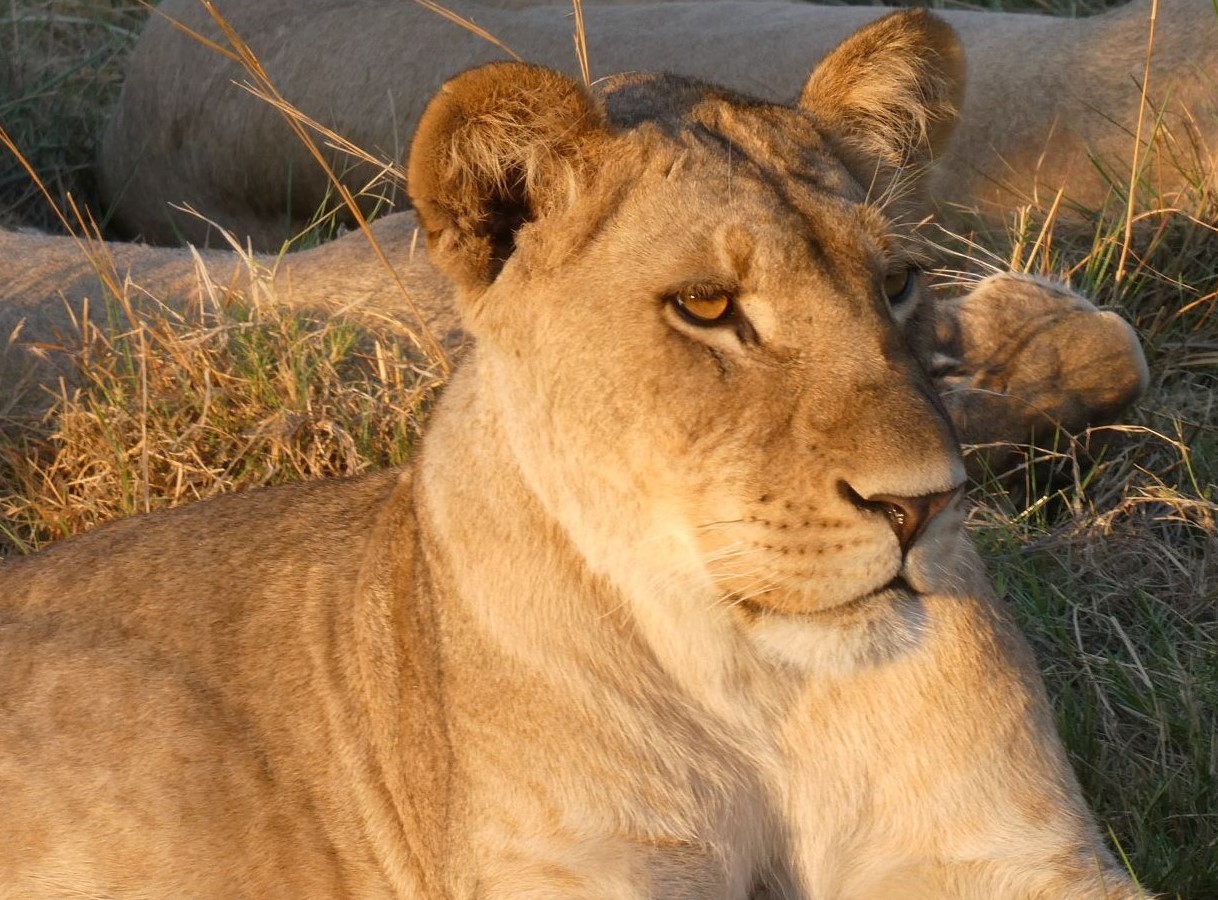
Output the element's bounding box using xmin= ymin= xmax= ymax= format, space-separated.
xmin=409 ymin=11 xmax=971 ymax=670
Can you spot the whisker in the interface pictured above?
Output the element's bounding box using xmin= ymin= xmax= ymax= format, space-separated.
xmin=695 ymin=518 xmax=747 ymax=531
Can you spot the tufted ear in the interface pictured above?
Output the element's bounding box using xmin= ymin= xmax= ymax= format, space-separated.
xmin=407 ymin=62 xmax=611 ymax=294
xmin=800 ymin=10 xmax=964 ymax=195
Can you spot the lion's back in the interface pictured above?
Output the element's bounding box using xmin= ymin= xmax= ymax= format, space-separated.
xmin=0 ymin=469 xmax=398 ymax=613
xmin=0 ymin=467 xmax=412 ymax=898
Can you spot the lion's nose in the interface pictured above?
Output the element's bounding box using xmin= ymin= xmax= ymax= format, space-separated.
xmin=843 ymin=485 xmax=961 ymax=555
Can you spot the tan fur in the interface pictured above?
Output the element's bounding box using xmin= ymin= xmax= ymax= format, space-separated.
xmin=102 ymin=0 xmax=1217 ymax=248
xmin=0 ymin=220 xmax=1146 ymax=470
xmin=906 ymin=272 xmax=1149 ymax=473
xmin=2 ymin=17 xmax=1147 ymax=897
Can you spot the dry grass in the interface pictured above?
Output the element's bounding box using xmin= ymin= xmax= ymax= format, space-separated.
xmin=0 ymin=255 xmax=442 ymax=552
xmin=0 ymin=0 xmax=1214 ymax=896
xmin=952 ymin=128 xmax=1218 ymax=894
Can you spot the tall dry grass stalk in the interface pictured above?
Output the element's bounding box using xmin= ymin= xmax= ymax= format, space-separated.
xmin=1115 ymin=0 xmax=1159 ymax=286
xmin=148 ymin=0 xmax=451 ymax=372
xmin=571 ymin=0 xmax=591 ymax=87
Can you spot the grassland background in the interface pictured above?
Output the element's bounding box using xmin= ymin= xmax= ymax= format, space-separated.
xmin=1 ymin=0 xmax=1214 ymax=896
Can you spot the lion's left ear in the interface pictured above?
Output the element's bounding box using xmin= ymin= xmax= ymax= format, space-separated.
xmin=800 ymin=10 xmax=964 ymax=189
xmin=407 ymin=62 xmax=611 ymax=295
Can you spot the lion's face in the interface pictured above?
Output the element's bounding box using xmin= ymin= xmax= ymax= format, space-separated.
xmin=409 ymin=12 xmax=970 ymax=667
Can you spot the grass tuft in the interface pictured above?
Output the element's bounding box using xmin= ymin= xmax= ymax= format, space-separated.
xmin=0 ymin=265 xmax=441 ymax=554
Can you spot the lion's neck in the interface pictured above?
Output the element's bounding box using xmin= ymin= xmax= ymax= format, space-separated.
xmin=416 ymin=362 xmax=794 ymax=725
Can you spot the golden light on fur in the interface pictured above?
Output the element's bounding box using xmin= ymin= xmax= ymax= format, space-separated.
xmin=0 ymin=13 xmax=1151 ymax=899
xmin=95 ymin=0 xmax=1218 ymax=247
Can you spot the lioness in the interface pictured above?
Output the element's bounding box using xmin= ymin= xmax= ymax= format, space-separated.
xmin=1 ymin=13 xmax=1145 ymax=897
xmin=102 ymin=0 xmax=1218 ymax=248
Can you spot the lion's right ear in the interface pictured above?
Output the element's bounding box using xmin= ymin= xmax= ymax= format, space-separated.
xmin=407 ymin=63 xmax=610 ymax=294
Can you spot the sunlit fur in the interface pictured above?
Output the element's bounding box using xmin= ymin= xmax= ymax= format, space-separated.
xmin=2 ymin=15 xmax=1147 ymax=898
xmin=102 ymin=0 xmax=1217 ymax=246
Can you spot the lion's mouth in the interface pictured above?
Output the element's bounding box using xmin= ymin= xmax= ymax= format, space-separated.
xmin=732 ymin=574 xmax=916 ymax=621
xmin=873 ymin=574 xmax=914 ymax=598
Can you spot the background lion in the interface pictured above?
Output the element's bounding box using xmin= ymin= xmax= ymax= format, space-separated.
xmin=0 ymin=2 xmax=1214 ymax=894
xmin=0 ymin=15 xmax=1147 ymax=896
xmin=99 ymin=0 xmax=1218 ymax=248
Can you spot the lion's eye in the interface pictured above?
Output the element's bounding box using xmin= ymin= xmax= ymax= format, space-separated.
xmin=883 ymin=267 xmax=918 ymax=306
xmin=672 ymin=288 xmax=735 ymax=326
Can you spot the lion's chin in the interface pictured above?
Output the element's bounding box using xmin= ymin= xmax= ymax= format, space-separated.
xmin=733 ymin=582 xmax=928 ymax=676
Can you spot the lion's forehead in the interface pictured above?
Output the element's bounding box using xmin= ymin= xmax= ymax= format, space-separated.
xmin=599 ymin=146 xmax=895 ymax=295
xmin=601 ymin=72 xmax=860 ymax=200
xmin=589 ymin=78 xmax=901 ymax=287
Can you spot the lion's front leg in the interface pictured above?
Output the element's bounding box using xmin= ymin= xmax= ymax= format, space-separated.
xmin=779 ymin=578 xmax=1148 ymax=900
xmin=459 ymin=827 xmax=754 ymax=899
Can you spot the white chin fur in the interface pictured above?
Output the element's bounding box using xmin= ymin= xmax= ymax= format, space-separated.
xmin=744 ymin=589 xmax=929 ymax=676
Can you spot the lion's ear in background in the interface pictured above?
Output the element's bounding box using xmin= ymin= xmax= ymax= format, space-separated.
xmin=407 ymin=62 xmax=611 ymax=296
xmin=799 ymin=9 xmax=965 ymax=200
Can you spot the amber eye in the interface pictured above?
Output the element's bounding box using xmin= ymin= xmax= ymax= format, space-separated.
xmin=883 ymin=267 xmax=918 ymax=306
xmin=672 ymin=287 xmax=735 ymax=326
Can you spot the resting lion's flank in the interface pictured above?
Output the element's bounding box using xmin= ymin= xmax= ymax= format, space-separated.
xmin=0 ymin=13 xmax=1146 ymax=898
xmin=102 ymin=0 xmax=1218 ymax=248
